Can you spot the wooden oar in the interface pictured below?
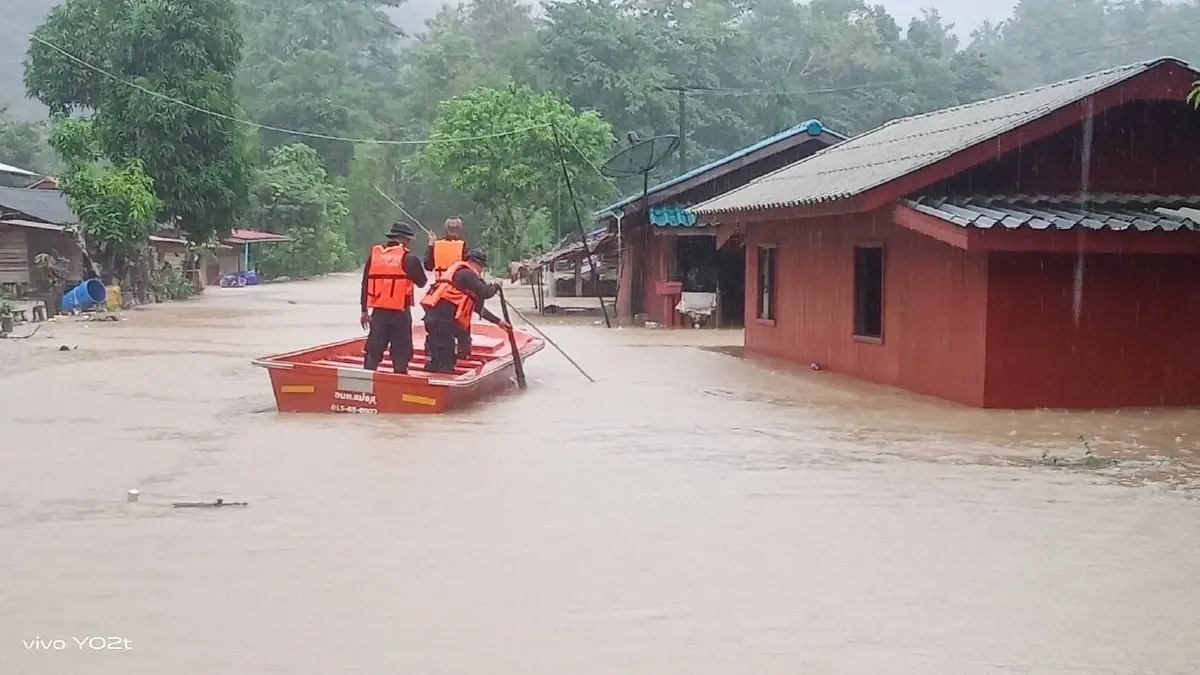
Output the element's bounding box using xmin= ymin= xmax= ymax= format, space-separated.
xmin=499 ymin=292 xmax=595 ymax=384
xmin=371 ymin=184 xmax=437 ymax=239
xmin=496 ymin=286 xmax=527 ymax=390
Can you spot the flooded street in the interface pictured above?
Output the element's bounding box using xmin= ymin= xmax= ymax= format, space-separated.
xmin=2 ymin=273 xmax=1199 ymax=674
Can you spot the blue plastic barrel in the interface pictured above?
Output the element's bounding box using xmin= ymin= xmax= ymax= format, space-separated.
xmin=240 ymin=271 xmax=258 ymax=286
xmin=61 ymin=278 xmax=107 ymax=311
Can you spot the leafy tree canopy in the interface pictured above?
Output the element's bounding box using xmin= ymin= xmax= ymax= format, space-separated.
xmin=420 ymin=84 xmax=613 ymax=265
xmin=0 ymin=105 xmax=51 ymax=173
xmin=25 ymin=0 xmax=254 ymax=243
xmin=47 ymin=116 xmax=162 ymax=282
xmin=251 ymin=142 xmax=354 ymax=278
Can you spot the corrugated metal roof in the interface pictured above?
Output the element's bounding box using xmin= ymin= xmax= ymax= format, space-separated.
xmin=649 ymin=205 xmax=701 ymax=228
xmin=0 ymin=218 xmax=66 ymax=232
xmin=907 ymin=194 xmax=1200 ymax=231
xmin=527 ymin=229 xmax=614 ymax=269
xmin=691 ymin=58 xmax=1195 ymax=216
xmin=0 ymin=186 xmax=76 ymax=225
xmin=0 ymin=162 xmax=35 ymax=177
xmin=228 ymin=228 xmax=290 ymax=242
xmin=595 ymin=119 xmax=846 ymax=219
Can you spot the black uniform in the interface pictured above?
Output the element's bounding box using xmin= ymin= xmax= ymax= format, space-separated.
xmin=422 ymin=265 xmax=502 ymax=373
xmin=361 ymin=244 xmax=428 ymax=373
xmin=423 ymin=236 xmax=472 ymax=358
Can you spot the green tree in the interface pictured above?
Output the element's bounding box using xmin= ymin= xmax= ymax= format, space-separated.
xmin=24 ymin=0 xmax=254 ymax=243
xmin=0 ymin=105 xmax=51 ymax=173
xmin=251 ymin=142 xmax=353 ymax=278
xmin=420 ymin=84 xmax=613 ymax=266
xmin=236 ymin=0 xmax=406 ymax=175
xmin=972 ymin=0 xmax=1200 ymax=91
xmin=47 ymin=117 xmax=162 ymax=284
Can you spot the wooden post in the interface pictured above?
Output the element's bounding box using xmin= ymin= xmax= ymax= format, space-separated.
xmin=574 ymin=258 xmax=583 ymax=298
xmin=540 ymin=264 xmax=549 ymax=314
xmin=714 ymin=280 xmax=721 ymax=329
xmin=617 ymin=240 xmax=633 ymax=326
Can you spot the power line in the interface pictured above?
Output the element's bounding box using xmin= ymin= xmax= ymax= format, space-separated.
xmin=664 ymin=80 xmax=909 ymax=97
xmin=0 ymin=16 xmax=549 ymax=147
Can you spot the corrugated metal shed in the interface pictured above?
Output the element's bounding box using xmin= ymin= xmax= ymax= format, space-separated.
xmin=595 ymin=120 xmax=845 ymax=218
xmin=906 ymin=194 xmax=1200 ymax=231
xmin=648 ymin=205 xmax=701 ymax=228
xmin=0 ymin=186 xmax=77 ymax=225
xmin=527 ymin=229 xmax=614 ymax=269
xmin=691 ymin=58 xmax=1195 ymax=216
xmin=0 ymin=224 xmax=30 ymax=283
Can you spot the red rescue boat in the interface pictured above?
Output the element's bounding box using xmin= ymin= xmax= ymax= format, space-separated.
xmin=252 ymin=322 xmax=544 ymax=414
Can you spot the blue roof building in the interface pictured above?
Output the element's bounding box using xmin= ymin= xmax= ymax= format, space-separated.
xmin=599 ymin=119 xmax=845 ymax=327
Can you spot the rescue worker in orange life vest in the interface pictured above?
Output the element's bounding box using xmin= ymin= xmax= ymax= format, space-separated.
xmin=423 ymin=217 xmax=471 ymax=359
xmin=360 ymin=222 xmax=428 ymax=374
xmin=420 ymin=249 xmax=510 ymax=374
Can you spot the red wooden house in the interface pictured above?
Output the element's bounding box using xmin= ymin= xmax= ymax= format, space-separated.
xmin=690 ymin=58 xmax=1200 ymax=409
xmin=595 ymin=120 xmax=844 ymax=327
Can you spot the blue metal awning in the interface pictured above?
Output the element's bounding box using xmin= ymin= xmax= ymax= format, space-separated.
xmin=649 ymin=205 xmax=700 ymax=228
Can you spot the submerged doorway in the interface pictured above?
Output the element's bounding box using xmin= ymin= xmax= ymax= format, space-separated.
xmin=675 ymin=233 xmax=745 ymax=327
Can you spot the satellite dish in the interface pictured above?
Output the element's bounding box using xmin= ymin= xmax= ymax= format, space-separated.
xmin=600 ymin=134 xmax=680 ymax=179
xmin=600 ymin=134 xmax=681 ymax=224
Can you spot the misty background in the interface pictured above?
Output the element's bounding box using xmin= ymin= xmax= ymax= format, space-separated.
xmin=2 ymin=0 xmax=1015 ymax=119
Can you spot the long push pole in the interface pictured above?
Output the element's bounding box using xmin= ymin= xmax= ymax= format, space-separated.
xmin=371 ymin=184 xmax=437 ymax=240
xmin=496 ymin=287 xmax=527 ymax=390
xmin=500 ymin=293 xmax=595 ymax=384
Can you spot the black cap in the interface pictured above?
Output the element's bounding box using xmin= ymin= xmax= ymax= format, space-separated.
xmin=386 ymin=222 xmax=414 ymax=239
xmin=465 ymin=249 xmax=488 ymax=265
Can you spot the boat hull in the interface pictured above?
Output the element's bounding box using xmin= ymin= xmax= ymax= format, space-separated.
xmin=253 ymin=322 xmax=544 ymax=415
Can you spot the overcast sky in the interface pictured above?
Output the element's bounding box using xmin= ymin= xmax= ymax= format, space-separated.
xmin=884 ymin=0 xmax=1015 ymax=36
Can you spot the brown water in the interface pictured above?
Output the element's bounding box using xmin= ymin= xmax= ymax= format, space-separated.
xmin=2 ymin=274 xmax=1198 ymax=674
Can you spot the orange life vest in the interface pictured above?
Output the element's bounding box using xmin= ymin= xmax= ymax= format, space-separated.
xmin=431 ymin=238 xmax=467 ymax=279
xmin=366 ymin=243 xmax=414 ymax=311
xmin=420 ymin=260 xmax=476 ymax=329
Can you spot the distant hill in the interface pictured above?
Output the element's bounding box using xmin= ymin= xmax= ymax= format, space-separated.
xmin=0 ymin=0 xmax=444 ymax=120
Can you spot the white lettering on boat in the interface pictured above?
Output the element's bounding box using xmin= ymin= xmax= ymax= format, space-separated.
xmin=330 ymin=404 xmax=378 ymax=415
xmin=333 ymin=391 xmax=377 ymax=405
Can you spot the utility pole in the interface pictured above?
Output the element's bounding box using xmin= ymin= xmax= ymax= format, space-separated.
xmin=677 ymin=88 xmax=687 ymax=175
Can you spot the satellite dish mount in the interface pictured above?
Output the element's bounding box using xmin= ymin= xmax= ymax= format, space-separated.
xmin=600 ymin=133 xmax=681 ymax=213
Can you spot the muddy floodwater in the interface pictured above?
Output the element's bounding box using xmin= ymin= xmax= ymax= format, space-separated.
xmin=2 ymin=274 xmax=1199 ymax=674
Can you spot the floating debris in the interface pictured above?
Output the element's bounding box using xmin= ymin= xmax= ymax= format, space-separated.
xmin=172 ymin=498 xmax=248 ymax=508
xmin=127 ymin=489 xmax=140 ymax=503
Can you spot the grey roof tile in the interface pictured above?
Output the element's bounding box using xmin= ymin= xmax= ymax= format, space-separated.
xmin=907 ymin=194 xmax=1200 ymax=232
xmin=690 ymin=58 xmax=1194 ymax=216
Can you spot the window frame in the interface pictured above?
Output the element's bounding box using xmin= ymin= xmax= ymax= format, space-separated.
xmin=755 ymin=243 xmax=778 ymax=326
xmin=852 ymin=243 xmax=885 ymax=343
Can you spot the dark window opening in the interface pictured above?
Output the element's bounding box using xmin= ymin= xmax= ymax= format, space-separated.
xmin=756 ymin=245 xmax=776 ymax=321
xmin=853 ymin=245 xmax=884 ymax=339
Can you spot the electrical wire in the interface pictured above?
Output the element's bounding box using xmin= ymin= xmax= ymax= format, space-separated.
xmin=0 ymin=15 xmax=550 ymax=147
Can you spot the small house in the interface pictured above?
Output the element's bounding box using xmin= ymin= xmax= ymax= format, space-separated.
xmin=597 ymin=120 xmax=844 ymax=327
xmin=204 ymin=228 xmax=291 ymax=284
xmin=690 ymin=57 xmax=1200 ymax=409
xmin=0 ymin=185 xmax=84 ymax=287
